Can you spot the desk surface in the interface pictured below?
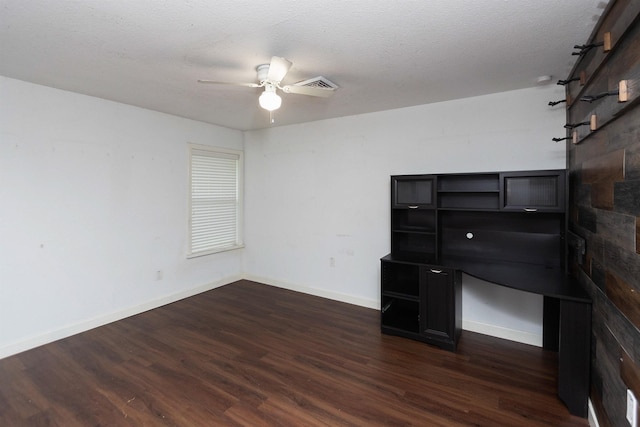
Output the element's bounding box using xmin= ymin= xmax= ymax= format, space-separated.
xmin=381 ymin=254 xmax=590 ymax=302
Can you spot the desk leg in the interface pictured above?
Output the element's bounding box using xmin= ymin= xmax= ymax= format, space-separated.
xmin=558 ymin=299 xmax=591 ymax=418
xmin=543 ymin=296 xmax=559 ymax=351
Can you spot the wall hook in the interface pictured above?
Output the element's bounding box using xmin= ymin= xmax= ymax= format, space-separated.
xmin=564 ymin=121 xmax=590 ymax=129
xmin=549 ymin=99 xmax=567 ymax=107
xmin=580 ymin=90 xmax=619 ymax=103
xmin=571 ymin=33 xmax=611 ymax=56
xmin=572 ymin=42 xmax=603 ymax=56
xmin=565 ymin=115 xmax=597 ymax=131
xmin=557 ymin=77 xmax=580 ymax=86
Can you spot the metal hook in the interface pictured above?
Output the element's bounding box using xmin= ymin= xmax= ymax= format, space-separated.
xmin=572 ymin=41 xmax=604 ymax=56
xmin=564 ymin=121 xmax=590 ymax=129
xmin=557 ymin=77 xmax=580 ymax=86
xmin=579 ymin=90 xmax=619 ymax=103
xmin=548 ymin=99 xmax=567 ymax=107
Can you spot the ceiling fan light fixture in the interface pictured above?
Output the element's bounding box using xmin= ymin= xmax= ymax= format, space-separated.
xmin=259 ymin=84 xmax=281 ymax=111
xmin=199 ymin=56 xmax=336 ymax=115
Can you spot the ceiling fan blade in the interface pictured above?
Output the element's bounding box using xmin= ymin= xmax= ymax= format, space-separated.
xmin=281 ymin=85 xmax=335 ymax=98
xmin=266 ymin=56 xmax=292 ymax=83
xmin=197 ymin=80 xmax=260 ymax=88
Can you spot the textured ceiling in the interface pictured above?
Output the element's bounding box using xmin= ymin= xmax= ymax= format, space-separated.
xmin=0 ymin=0 xmax=608 ymax=131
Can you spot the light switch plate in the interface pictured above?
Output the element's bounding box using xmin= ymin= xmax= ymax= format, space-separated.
xmin=627 ymin=389 xmax=637 ymax=427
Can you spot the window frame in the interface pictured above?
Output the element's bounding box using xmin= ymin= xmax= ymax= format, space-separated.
xmin=187 ymin=143 xmax=244 ymax=258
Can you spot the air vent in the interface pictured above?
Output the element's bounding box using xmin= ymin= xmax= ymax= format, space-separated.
xmin=294 ymin=76 xmax=338 ymax=89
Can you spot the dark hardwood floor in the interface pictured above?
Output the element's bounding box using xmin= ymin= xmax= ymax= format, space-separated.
xmin=0 ymin=280 xmax=588 ymax=426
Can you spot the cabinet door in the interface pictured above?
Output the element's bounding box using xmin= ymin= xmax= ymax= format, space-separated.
xmin=501 ymin=170 xmax=565 ymax=212
xmin=421 ymin=267 xmax=454 ymax=342
xmin=392 ymin=176 xmax=435 ymax=208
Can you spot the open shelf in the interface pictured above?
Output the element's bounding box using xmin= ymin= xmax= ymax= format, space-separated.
xmin=436 ymin=174 xmax=501 ymax=209
xmin=391 ymin=232 xmax=436 ymax=262
xmin=437 ymin=173 xmax=499 ymax=192
xmin=381 ymin=297 xmax=420 ymax=333
xmin=392 ymin=208 xmax=436 ymax=233
xmin=438 ymin=192 xmax=500 ymax=210
xmin=381 ymin=262 xmax=420 ymax=297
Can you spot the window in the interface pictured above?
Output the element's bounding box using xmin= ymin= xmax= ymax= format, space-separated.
xmin=188 ymin=144 xmax=243 ymax=257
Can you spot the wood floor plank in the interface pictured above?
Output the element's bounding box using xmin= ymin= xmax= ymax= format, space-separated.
xmin=0 ymin=280 xmax=588 ymax=426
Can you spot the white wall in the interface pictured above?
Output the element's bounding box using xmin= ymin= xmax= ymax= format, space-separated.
xmin=0 ymin=76 xmax=244 ymax=358
xmin=243 ymin=85 xmax=567 ymax=346
xmin=0 ymin=77 xmax=567 ymax=358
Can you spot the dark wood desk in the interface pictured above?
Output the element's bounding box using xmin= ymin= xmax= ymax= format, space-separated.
xmin=440 ymin=256 xmax=591 ymax=418
xmin=383 ymin=170 xmax=591 ymax=417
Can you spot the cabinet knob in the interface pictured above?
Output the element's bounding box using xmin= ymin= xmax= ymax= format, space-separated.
xmin=430 ymin=269 xmax=444 ymax=274
xmin=408 ymin=205 xmax=419 ymax=209
xmin=523 ymin=208 xmax=538 ymax=212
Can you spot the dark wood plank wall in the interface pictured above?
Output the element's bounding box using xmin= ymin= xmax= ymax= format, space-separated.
xmin=565 ymin=1 xmax=640 ymax=425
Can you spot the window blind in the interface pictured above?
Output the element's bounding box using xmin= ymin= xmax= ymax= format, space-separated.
xmin=189 ymin=147 xmax=242 ymax=256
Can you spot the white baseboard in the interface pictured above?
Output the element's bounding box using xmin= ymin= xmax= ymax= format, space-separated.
xmin=243 ymin=274 xmax=379 ymax=310
xmin=588 ymin=399 xmax=600 ymax=427
xmin=245 ymin=276 xmax=544 ymax=347
xmin=0 ymin=275 xmax=242 ymax=360
xmin=0 ymin=275 xmax=550 ymax=358
xmin=462 ymin=319 xmax=543 ymax=347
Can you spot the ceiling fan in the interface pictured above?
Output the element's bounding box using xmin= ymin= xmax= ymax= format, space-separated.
xmin=198 ymin=56 xmax=336 ymax=112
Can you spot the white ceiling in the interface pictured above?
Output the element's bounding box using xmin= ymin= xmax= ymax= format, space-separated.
xmin=0 ymin=0 xmax=608 ymax=131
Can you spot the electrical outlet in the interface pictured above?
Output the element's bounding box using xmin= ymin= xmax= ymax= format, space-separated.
xmin=627 ymin=389 xmax=637 ymax=427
